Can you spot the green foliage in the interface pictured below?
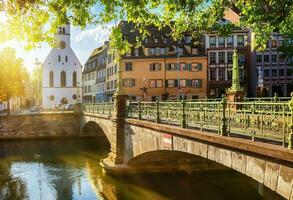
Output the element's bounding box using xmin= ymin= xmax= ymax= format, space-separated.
xmin=0 ymin=47 xmax=29 ymax=101
xmin=0 ymin=0 xmax=293 ymax=54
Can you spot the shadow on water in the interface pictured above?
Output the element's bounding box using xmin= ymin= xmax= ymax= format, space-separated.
xmin=0 ymin=138 xmax=285 ymax=200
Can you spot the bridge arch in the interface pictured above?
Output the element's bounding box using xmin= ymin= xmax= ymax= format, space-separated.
xmin=126 ymin=150 xmax=229 ymax=173
xmin=82 ymin=121 xmax=110 ymax=149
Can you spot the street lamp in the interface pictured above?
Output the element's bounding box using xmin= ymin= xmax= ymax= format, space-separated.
xmin=34 ymin=58 xmax=42 ymax=108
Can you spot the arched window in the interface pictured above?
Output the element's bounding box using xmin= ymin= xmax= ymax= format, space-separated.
xmin=72 ymin=71 xmax=77 ymax=87
xmin=61 ymin=71 xmax=66 ymax=87
xmin=49 ymin=71 xmax=54 ymax=87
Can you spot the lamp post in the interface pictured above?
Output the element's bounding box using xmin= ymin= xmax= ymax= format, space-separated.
xmin=34 ymin=58 xmax=42 ymax=108
xmin=227 ymin=49 xmax=244 ymax=105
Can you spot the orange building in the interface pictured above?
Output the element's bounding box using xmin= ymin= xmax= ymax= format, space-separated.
xmin=120 ymin=56 xmax=207 ymax=101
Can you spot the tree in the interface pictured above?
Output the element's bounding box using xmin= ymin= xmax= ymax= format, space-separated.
xmin=0 ymin=0 xmax=292 ymax=54
xmin=0 ymin=47 xmax=29 ymax=115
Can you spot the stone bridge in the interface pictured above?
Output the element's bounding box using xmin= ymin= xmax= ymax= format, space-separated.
xmin=80 ymin=95 xmax=293 ymax=200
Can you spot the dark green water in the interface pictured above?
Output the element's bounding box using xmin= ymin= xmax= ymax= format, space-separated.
xmin=0 ymin=138 xmax=283 ymax=200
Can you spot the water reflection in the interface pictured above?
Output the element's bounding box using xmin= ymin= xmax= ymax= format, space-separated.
xmin=0 ymin=139 xmax=284 ymax=200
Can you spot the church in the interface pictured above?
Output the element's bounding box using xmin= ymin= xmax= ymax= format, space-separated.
xmin=42 ymin=24 xmax=82 ymax=109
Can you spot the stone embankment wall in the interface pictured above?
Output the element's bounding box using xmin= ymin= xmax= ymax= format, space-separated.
xmin=0 ymin=113 xmax=88 ymax=139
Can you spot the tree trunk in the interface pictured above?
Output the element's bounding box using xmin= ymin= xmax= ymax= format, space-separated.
xmin=7 ymin=98 xmax=10 ymax=116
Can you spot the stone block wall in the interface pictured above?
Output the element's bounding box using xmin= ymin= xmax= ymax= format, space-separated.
xmin=0 ymin=113 xmax=82 ymax=139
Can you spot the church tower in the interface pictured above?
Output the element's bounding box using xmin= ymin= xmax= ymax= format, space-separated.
xmin=42 ymin=24 xmax=82 ymax=109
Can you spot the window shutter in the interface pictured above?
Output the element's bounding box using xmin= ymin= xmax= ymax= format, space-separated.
xmin=175 ymin=79 xmax=178 ymax=87
xmin=197 ymin=63 xmax=202 ymax=71
xmin=149 ymin=64 xmax=153 ymax=71
xmin=186 ymin=63 xmax=191 ymax=71
xmin=186 ymin=80 xmax=192 ymax=87
xmin=198 ymin=79 xmax=202 ymax=88
xmin=132 ymin=79 xmax=135 ymax=87
xmin=158 ymin=63 xmax=162 ymax=70
xmin=175 ymin=63 xmax=179 ymax=70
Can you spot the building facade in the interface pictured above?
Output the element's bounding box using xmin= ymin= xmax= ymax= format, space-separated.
xmin=106 ymin=21 xmax=208 ymax=101
xmin=42 ymin=24 xmax=82 ymax=108
xmin=105 ymin=52 xmax=118 ymax=102
xmin=205 ymin=29 xmax=253 ymax=97
xmin=254 ymin=33 xmax=293 ymax=97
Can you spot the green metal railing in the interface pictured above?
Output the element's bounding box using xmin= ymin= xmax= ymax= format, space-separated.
xmin=83 ymin=103 xmax=114 ymax=116
xmin=126 ymin=96 xmax=293 ymax=148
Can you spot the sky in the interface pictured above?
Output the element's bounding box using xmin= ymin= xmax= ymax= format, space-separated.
xmin=0 ymin=23 xmax=113 ymax=73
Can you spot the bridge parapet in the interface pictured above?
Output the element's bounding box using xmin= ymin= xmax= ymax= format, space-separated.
xmin=126 ymin=96 xmax=293 ymax=149
xmin=82 ymin=94 xmax=293 ymax=149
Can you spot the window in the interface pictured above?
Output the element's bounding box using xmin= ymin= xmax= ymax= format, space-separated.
xmin=149 ymin=79 xmax=163 ymax=88
xmin=166 ymin=63 xmax=176 ymax=71
xmin=185 ymin=36 xmax=191 ymax=43
xmin=60 ymin=71 xmax=66 ymax=87
xmin=62 ymin=27 xmax=65 ymax=34
xmin=167 ymin=80 xmax=176 ymax=88
xmin=191 ymin=48 xmax=198 ymax=54
xmin=125 ymin=62 xmax=132 ymax=71
xmin=271 ymin=55 xmax=277 ymax=63
xmin=58 ymin=55 xmax=61 ymax=62
xmin=264 ymin=55 xmax=269 ymax=63
xmin=148 ymin=48 xmax=155 ymax=55
xmin=149 ymin=63 xmax=161 ymax=71
xmin=144 ymin=38 xmax=149 ymax=43
xmin=279 ymin=69 xmax=284 ymax=76
xmin=73 ymin=71 xmax=77 ymax=87
xmin=237 ymin=35 xmax=244 ymax=46
xmin=163 ymin=37 xmax=167 ymax=43
xmin=65 ymin=56 xmax=68 ymax=62
xmin=257 ymin=55 xmax=262 ymax=63
xmin=218 ymin=37 xmax=225 ymax=47
xmin=191 ymin=63 xmax=202 ymax=71
xmin=227 ymin=52 xmax=233 ymax=63
xmin=210 ymin=69 xmax=216 ymax=80
xmin=264 ymin=69 xmax=270 ymax=77
xmin=179 ymin=80 xmax=186 ymax=87
xmin=218 ymin=52 xmax=225 ymax=63
xmin=272 ymin=69 xmax=277 ymax=77
xmin=49 ymin=71 xmax=54 ymax=87
xmin=193 ymin=79 xmax=202 ymax=88
xmin=123 ymin=78 xmax=135 ymax=87
xmin=219 ymin=69 xmax=225 ymax=80
xmin=179 ymin=63 xmax=185 ymax=71
xmin=271 ymin=40 xmax=277 ymax=48
xmin=177 ymin=48 xmax=184 ymax=55
xmin=134 ymin=48 xmax=139 ymax=56
xmin=279 ymin=40 xmax=283 ymax=47
xmin=209 ymin=37 xmax=216 ymax=47
xmin=154 ymin=37 xmax=158 ymax=43
xmin=227 ymin=36 xmax=233 ymax=47
xmin=210 ymin=52 xmax=216 ymax=63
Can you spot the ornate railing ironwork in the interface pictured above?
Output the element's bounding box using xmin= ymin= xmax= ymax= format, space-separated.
xmin=126 ymin=96 xmax=293 ymax=148
xmin=83 ymin=103 xmax=114 ymax=116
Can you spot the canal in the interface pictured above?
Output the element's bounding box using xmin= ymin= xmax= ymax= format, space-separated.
xmin=0 ymin=138 xmax=284 ymax=200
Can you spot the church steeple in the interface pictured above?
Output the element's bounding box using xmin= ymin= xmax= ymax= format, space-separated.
xmin=56 ymin=24 xmax=70 ymax=47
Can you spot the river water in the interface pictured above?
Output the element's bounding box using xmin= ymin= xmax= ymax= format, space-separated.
xmin=0 ymin=138 xmax=284 ymax=200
